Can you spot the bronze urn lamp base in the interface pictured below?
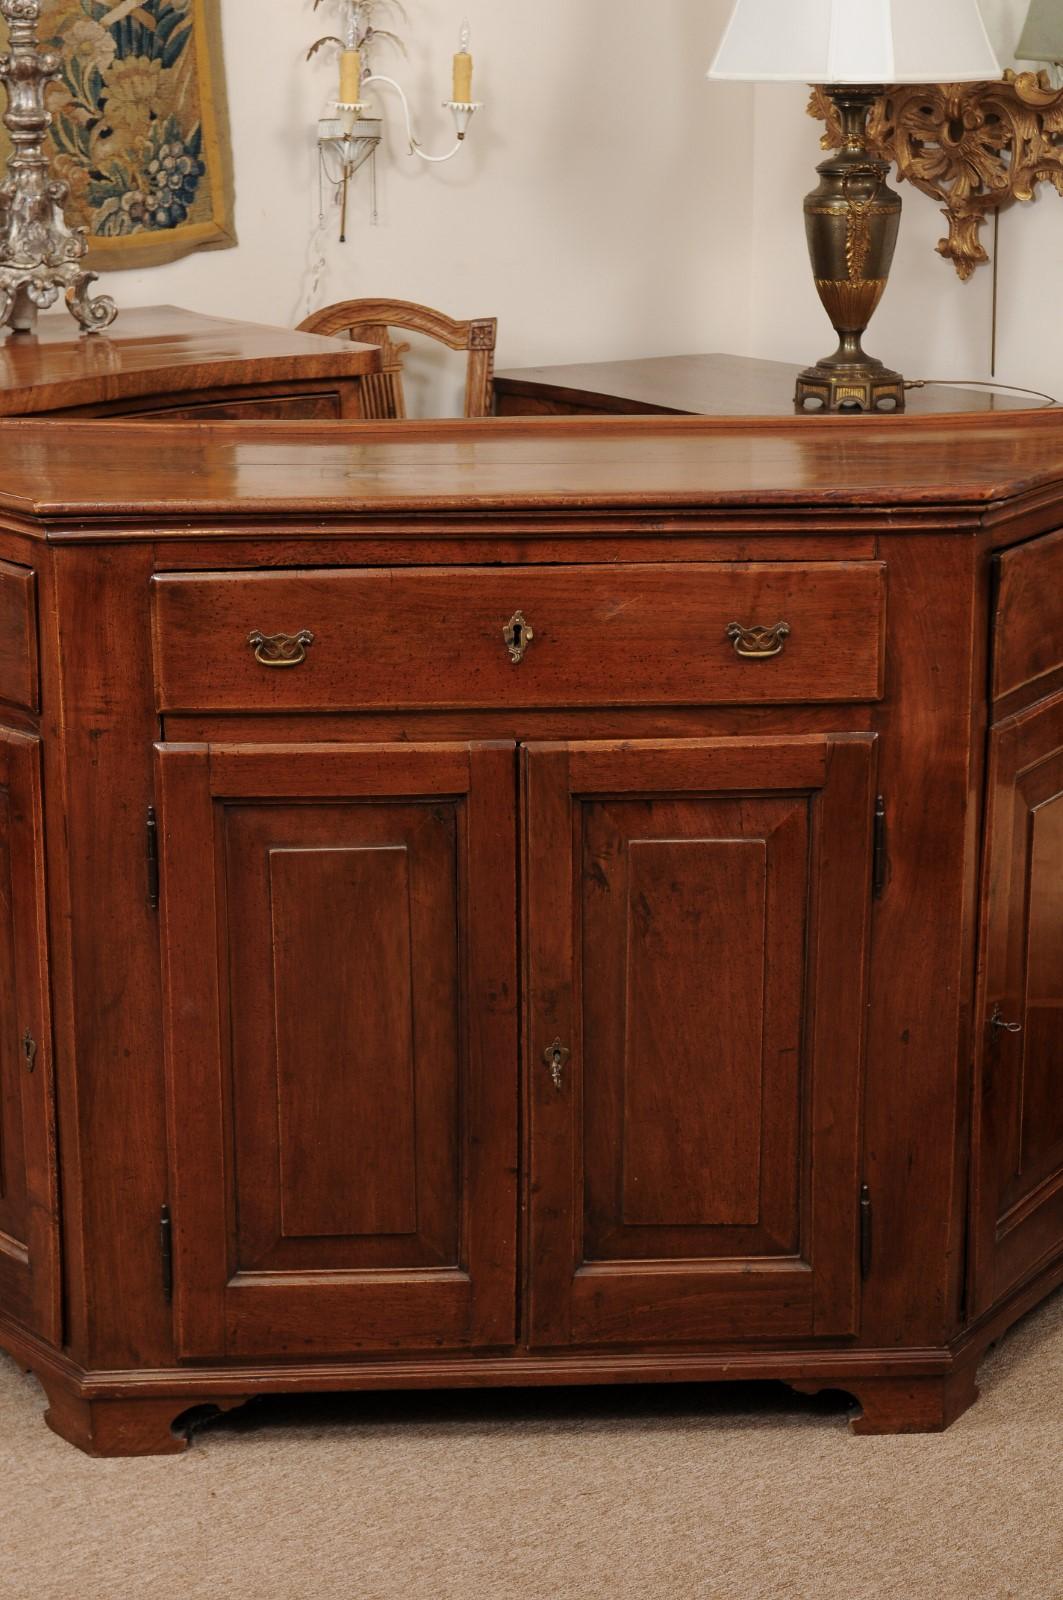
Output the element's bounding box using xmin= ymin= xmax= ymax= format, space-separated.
xmin=795 ymin=87 xmax=904 ymax=414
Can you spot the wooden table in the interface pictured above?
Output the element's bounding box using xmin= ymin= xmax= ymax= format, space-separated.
xmin=494 ymin=351 xmax=1046 ymax=418
xmin=0 ymin=304 xmax=381 ymax=421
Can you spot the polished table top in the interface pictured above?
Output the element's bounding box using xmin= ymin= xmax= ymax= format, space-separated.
xmin=3 ymin=410 xmax=1063 ymax=531
xmin=0 ymin=305 xmax=381 ymax=416
xmin=494 ymin=352 xmax=1049 ymax=418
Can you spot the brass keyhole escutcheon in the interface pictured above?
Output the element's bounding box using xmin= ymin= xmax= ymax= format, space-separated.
xmin=503 ymin=610 xmax=534 ymax=665
xmin=543 ymin=1039 xmax=570 ymax=1090
xmin=21 ymin=1029 xmax=36 ymax=1073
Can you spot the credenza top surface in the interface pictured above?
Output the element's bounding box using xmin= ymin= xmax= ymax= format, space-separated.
xmin=2 ymin=410 xmax=1063 ymax=533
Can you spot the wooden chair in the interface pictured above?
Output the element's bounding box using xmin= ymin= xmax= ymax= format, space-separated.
xmin=297 ymin=298 xmax=497 ymax=419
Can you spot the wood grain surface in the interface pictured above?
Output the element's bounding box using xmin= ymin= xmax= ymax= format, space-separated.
xmin=993 ymin=525 xmax=1063 ymax=711
xmin=0 ymin=306 xmax=379 ymax=418
xmin=494 ymin=351 xmax=1046 ymax=419
xmin=0 ymin=561 xmax=38 ymax=712
xmin=0 ymin=404 xmax=1057 ymax=1454
xmin=0 ymin=409 xmax=1061 ymax=525
xmin=151 ymin=562 xmax=886 ymax=712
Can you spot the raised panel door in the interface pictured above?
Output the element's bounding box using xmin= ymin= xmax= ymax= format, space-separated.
xmin=0 ymin=727 xmax=59 ymax=1345
xmin=155 ymin=741 xmax=518 ymax=1359
xmin=524 ymin=735 xmax=876 ymax=1348
xmin=971 ymin=693 xmax=1063 ymax=1314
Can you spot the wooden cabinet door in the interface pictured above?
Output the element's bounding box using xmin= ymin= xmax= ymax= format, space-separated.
xmin=0 ymin=728 xmax=60 ymax=1346
xmin=155 ymin=741 xmax=518 ymax=1360
xmin=971 ymin=693 xmax=1063 ymax=1315
xmin=524 ymin=735 xmax=876 ymax=1348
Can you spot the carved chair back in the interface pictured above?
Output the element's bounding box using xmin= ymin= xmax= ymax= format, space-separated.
xmin=298 ymin=298 xmax=497 ymax=419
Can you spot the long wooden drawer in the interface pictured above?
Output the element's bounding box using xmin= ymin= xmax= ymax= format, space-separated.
xmin=0 ymin=559 xmax=39 ymax=714
xmin=994 ymin=528 xmax=1063 ymax=713
xmin=152 ymin=562 xmax=887 ymax=714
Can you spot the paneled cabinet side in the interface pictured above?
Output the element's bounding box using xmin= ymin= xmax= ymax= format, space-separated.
xmin=0 ymin=534 xmax=62 ymax=1354
xmin=48 ymin=543 xmax=174 ymax=1369
xmin=862 ymin=533 xmax=986 ymax=1348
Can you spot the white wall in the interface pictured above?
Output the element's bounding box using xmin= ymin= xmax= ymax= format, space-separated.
xmin=103 ymin=0 xmax=753 ymax=412
xmin=96 ymin=0 xmax=1063 ymax=409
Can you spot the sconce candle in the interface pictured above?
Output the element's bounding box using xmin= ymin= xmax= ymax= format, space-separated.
xmin=340 ymin=46 xmax=362 ymax=104
xmin=452 ymin=19 xmax=473 ymax=101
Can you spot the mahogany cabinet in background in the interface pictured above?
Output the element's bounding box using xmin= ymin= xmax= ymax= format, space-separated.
xmin=0 ymin=411 xmax=1060 ymax=1456
xmin=0 ymin=305 xmax=380 ymax=421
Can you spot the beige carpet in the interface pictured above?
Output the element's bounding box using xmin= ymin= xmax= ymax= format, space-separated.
xmin=2 ymin=1290 xmax=1061 ymax=1600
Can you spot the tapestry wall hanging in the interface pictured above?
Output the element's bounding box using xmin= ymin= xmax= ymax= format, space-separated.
xmin=0 ymin=0 xmax=235 ymax=271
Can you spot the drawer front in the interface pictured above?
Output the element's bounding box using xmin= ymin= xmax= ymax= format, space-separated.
xmin=121 ymin=392 xmax=344 ymax=422
xmin=152 ymin=562 xmax=887 ymax=714
xmin=0 ymin=559 xmax=38 ymax=713
xmin=994 ymin=528 xmax=1063 ymax=712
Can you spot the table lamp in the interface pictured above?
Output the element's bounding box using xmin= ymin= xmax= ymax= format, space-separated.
xmin=708 ymin=0 xmax=1000 ymax=413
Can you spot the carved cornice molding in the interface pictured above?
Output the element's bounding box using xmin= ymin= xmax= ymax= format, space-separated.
xmin=810 ymin=71 xmax=1063 ymax=280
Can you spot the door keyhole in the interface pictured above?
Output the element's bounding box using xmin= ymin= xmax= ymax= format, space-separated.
xmin=543 ymin=1039 xmax=570 ymax=1090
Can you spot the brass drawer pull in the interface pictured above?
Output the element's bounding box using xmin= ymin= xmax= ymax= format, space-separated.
xmin=248 ymin=629 xmax=315 ymax=669
xmin=726 ymin=620 xmax=791 ymax=659
xmin=503 ymin=610 xmax=534 ymax=665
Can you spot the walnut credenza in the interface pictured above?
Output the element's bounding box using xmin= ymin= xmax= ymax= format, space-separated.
xmin=0 ymin=411 xmax=1060 ymax=1456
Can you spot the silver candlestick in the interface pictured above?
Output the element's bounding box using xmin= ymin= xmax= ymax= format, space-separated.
xmin=0 ymin=0 xmax=116 ymax=334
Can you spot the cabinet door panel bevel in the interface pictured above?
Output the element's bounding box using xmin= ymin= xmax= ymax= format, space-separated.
xmin=156 ymin=740 xmax=518 ymax=1360
xmin=0 ymin=783 xmax=30 ymax=1259
xmin=524 ymin=734 xmax=875 ymax=1350
xmin=621 ymin=831 xmax=768 ymax=1230
xmin=0 ymin=727 xmax=60 ymax=1346
xmin=972 ymin=692 xmax=1063 ymax=1314
xmin=582 ymin=796 xmax=808 ymax=1260
xmin=223 ymin=805 xmax=459 ymax=1271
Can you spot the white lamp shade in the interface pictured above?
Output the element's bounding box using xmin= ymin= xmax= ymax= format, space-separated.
xmin=1016 ymin=0 xmax=1063 ymax=64
xmin=708 ymin=0 xmax=1001 ymax=84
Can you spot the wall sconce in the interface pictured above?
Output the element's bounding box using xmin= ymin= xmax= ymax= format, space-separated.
xmin=810 ymin=1 xmax=1063 ymax=282
xmin=312 ymin=2 xmax=483 ymax=242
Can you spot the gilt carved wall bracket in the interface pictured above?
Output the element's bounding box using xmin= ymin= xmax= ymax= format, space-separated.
xmin=810 ymin=71 xmax=1063 ymax=280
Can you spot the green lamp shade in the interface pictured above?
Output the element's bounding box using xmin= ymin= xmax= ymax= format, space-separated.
xmin=1016 ymin=0 xmax=1063 ymax=64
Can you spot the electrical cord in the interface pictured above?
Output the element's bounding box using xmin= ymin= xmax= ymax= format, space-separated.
xmin=905 ymin=378 xmax=1058 ymax=407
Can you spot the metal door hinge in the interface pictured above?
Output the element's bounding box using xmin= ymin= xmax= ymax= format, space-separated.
xmin=860 ymin=1184 xmax=873 ymax=1280
xmin=990 ymin=1004 xmax=1023 ymax=1036
xmin=146 ymin=805 xmax=160 ymax=911
xmin=160 ymin=1203 xmax=173 ymax=1303
xmin=872 ymin=796 xmax=888 ymax=899
xmin=21 ymin=1029 xmax=37 ymax=1073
